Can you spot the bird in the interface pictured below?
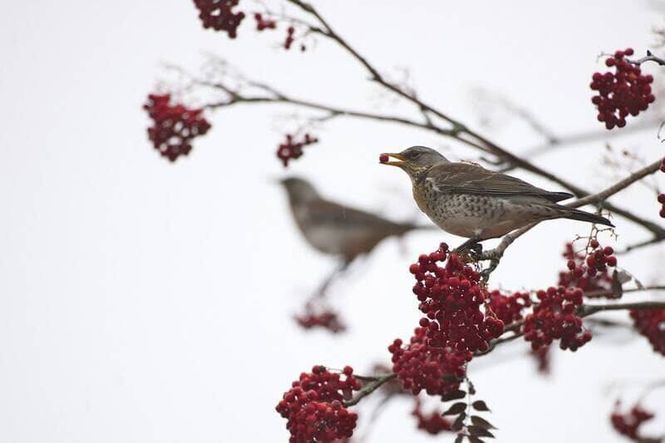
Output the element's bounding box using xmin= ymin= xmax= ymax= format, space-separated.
xmin=279 ymin=177 xmax=430 ymax=264
xmin=380 ymin=146 xmax=613 ymax=249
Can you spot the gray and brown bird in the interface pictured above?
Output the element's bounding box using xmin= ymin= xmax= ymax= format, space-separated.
xmin=279 ymin=177 xmax=429 ymax=264
xmin=380 ymin=146 xmax=613 ymax=247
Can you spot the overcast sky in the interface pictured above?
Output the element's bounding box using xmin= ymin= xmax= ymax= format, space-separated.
xmin=1 ymin=1 xmax=664 ymax=442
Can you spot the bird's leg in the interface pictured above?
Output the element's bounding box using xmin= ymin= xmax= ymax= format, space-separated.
xmin=314 ymin=260 xmax=350 ymax=298
xmin=454 ymin=238 xmax=483 ymax=261
xmin=480 ymin=258 xmax=500 ymax=283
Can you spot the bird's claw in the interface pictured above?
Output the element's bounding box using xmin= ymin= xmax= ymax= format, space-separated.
xmin=454 ymin=240 xmax=483 ymax=261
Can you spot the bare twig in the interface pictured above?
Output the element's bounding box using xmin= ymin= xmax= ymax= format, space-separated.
xmin=344 ymin=373 xmax=397 ymax=407
xmin=629 ymin=50 xmax=665 ymax=66
xmin=585 ymin=285 xmax=665 ymax=298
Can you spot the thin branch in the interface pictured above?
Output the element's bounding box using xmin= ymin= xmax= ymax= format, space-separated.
xmin=585 ymin=285 xmax=665 ymax=298
xmin=581 ymin=301 xmax=665 ymax=316
xmin=506 ymin=118 xmax=663 ymax=168
xmin=344 ymin=373 xmax=397 ymax=407
xmin=629 ymin=50 xmax=665 ymax=66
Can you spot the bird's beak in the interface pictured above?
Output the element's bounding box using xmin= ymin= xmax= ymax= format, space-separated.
xmin=380 ymin=152 xmax=406 ymax=167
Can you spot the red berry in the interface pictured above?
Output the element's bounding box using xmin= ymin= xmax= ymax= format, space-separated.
xmin=143 ymin=94 xmax=211 ymax=162
xmin=294 ymin=305 xmax=346 ymax=333
xmin=276 ymin=133 xmax=319 ymax=167
xmin=193 ymin=0 xmax=245 ymax=38
xmin=611 ymin=402 xmax=655 ymax=440
xmin=379 ymin=153 xmax=389 ymax=163
xmin=630 ymin=308 xmax=665 ymax=356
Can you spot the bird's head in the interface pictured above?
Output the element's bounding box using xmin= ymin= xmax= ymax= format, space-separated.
xmin=380 ymin=146 xmax=448 ymax=176
xmin=278 ymin=177 xmax=320 ymax=204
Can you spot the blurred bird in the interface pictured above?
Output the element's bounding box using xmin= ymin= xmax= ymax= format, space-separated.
xmin=279 ymin=177 xmax=430 ymax=264
xmin=380 ymin=146 xmax=613 ymax=249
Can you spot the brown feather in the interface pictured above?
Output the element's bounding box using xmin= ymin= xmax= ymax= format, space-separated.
xmin=425 ymin=163 xmax=574 ymax=202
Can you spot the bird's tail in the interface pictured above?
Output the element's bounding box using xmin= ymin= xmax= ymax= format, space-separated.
xmin=563 ymin=208 xmax=614 ymax=227
xmin=391 ymin=221 xmax=436 ymax=237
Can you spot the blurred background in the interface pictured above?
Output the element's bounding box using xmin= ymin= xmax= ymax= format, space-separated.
xmin=1 ymin=0 xmax=664 ymax=441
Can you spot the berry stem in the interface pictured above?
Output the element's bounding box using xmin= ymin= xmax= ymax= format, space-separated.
xmin=343 ymin=373 xmax=397 ymax=407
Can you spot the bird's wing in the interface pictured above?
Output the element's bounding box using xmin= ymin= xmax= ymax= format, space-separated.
xmin=305 ymin=200 xmax=412 ymax=232
xmin=426 ymin=162 xmax=574 ymax=202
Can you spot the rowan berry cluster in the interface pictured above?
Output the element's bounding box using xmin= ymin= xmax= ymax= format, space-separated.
xmin=143 ymin=94 xmax=211 ymax=162
xmin=610 ymin=403 xmax=655 ymax=441
xmin=412 ymin=399 xmax=452 ymax=435
xmin=487 ymin=290 xmax=531 ymax=325
xmin=523 ymin=287 xmax=591 ymax=351
xmin=409 ymin=244 xmax=504 ymax=353
xmin=254 ymin=13 xmax=276 ymax=31
xmin=276 ymin=134 xmax=319 ymax=167
xmin=192 ymin=0 xmax=245 ymax=38
xmin=389 ymin=327 xmax=470 ymax=397
xmin=591 ymin=48 xmax=655 ymax=130
xmin=630 ymin=308 xmax=665 ymax=356
xmin=275 ymin=365 xmax=361 ymax=442
xmin=294 ymin=306 xmax=346 ymax=334
xmin=558 ymin=241 xmax=617 ymax=294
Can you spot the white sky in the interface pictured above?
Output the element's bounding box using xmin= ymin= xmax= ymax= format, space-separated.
xmin=1 ymin=1 xmax=664 ymax=442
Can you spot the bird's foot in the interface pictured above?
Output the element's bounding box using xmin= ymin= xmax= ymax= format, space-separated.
xmin=480 ymin=257 xmax=500 ymax=283
xmin=454 ymin=239 xmax=483 ymax=261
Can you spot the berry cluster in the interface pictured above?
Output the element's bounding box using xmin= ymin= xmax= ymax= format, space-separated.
xmin=409 ymin=244 xmax=504 ymax=353
xmin=610 ymin=403 xmax=655 ymax=441
xmin=389 ymin=327 xmax=470 ymax=397
xmin=591 ymin=48 xmax=655 ymax=130
xmin=254 ymin=13 xmax=276 ymax=31
xmin=488 ymin=290 xmax=532 ymax=325
xmin=523 ymin=287 xmax=591 ymax=351
xmin=192 ymin=0 xmax=246 ymax=38
xmin=294 ymin=306 xmax=346 ymax=334
xmin=276 ymin=365 xmax=361 ymax=442
xmin=558 ymin=241 xmax=618 ymax=294
xmin=630 ymin=308 xmax=665 ymax=356
xmin=412 ymin=399 xmax=452 ymax=435
xmin=276 ymin=134 xmax=319 ymax=167
xmin=143 ymin=94 xmax=211 ymax=162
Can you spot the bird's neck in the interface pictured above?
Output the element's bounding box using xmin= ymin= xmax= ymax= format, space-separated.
xmin=410 ymin=166 xmax=432 ymax=184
